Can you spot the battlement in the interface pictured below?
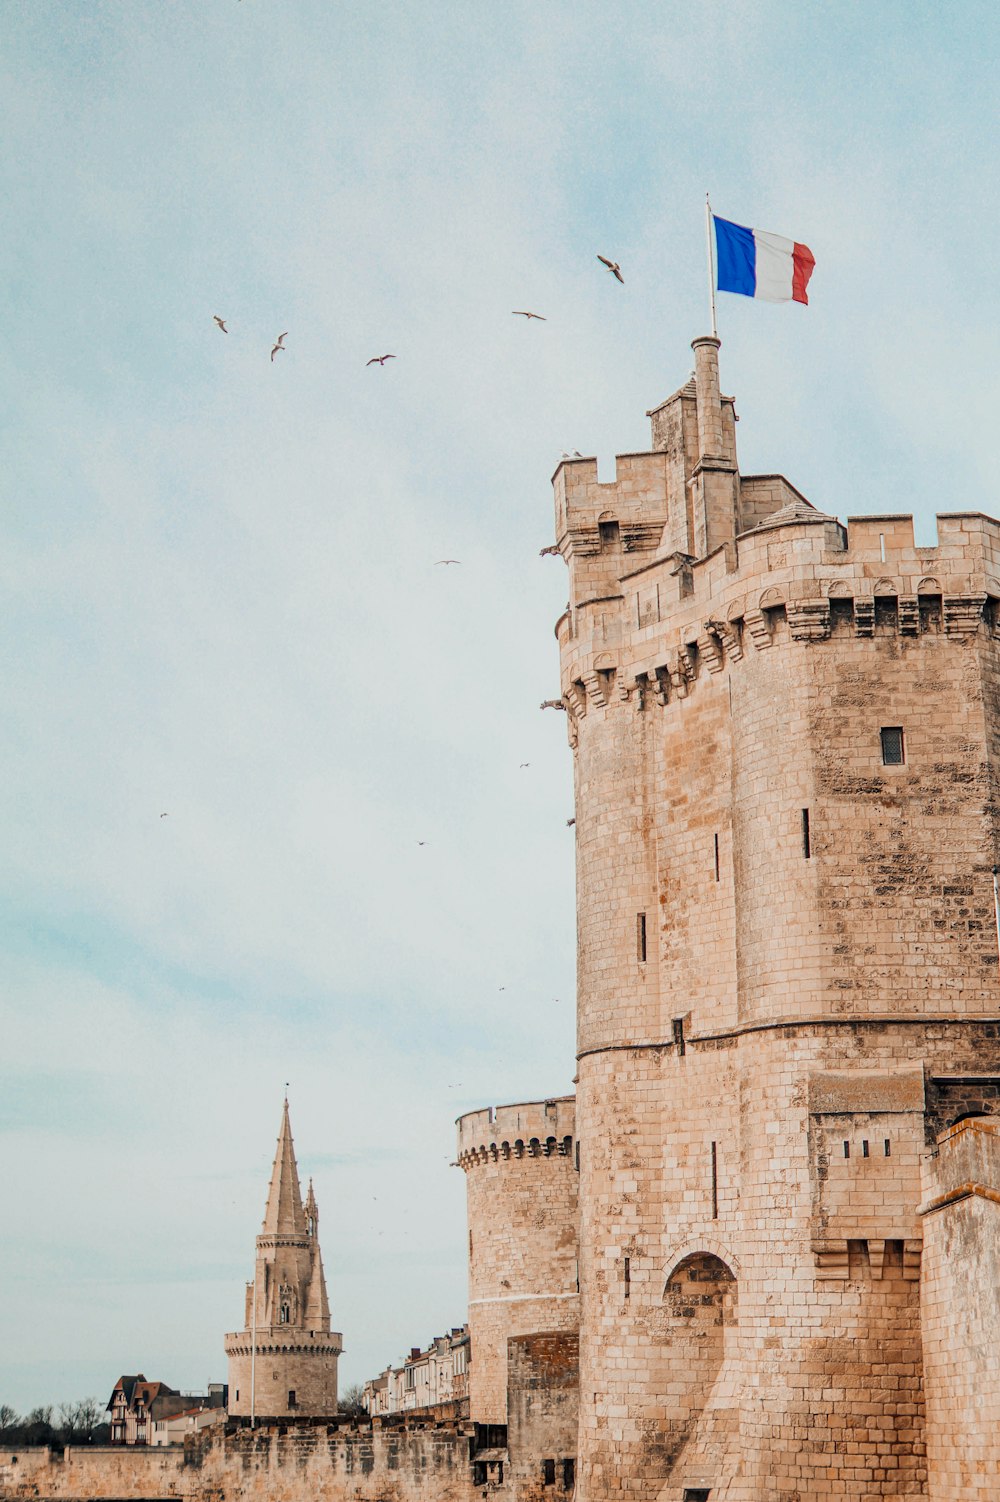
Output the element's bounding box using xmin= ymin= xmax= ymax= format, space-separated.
xmin=456 ymin=1097 xmax=575 ymax=1169
xmin=224 ymin=1330 xmax=343 ymax=1357
xmin=555 ymin=505 xmax=1000 ymax=725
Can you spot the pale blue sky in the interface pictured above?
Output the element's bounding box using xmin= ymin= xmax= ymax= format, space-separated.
xmin=3 ymin=0 xmax=999 ymax=1408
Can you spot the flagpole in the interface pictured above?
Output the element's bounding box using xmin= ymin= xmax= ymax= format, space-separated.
xmin=705 ymin=194 xmax=718 ymax=338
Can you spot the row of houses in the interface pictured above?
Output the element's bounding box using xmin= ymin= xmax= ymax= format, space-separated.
xmin=106 ymin=1375 xmax=228 ymax=1445
xmin=363 ymin=1327 xmax=469 ymax=1416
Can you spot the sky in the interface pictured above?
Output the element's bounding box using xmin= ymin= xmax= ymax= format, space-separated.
xmin=3 ymin=0 xmax=1000 ymax=1411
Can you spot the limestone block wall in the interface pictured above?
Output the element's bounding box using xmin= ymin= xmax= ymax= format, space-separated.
xmin=920 ymin=1117 xmax=1000 ymax=1501
xmin=457 ymin=1100 xmax=579 ymax=1424
xmin=225 ymin=1330 xmax=342 ymax=1417
xmin=0 ymin=1423 xmax=477 ymax=1502
xmin=506 ymin=1333 xmax=579 ymax=1502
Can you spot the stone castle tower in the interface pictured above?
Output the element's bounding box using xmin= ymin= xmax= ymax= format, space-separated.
xmin=225 ymin=1101 xmax=342 ymax=1417
xmin=457 ymin=1097 xmax=579 ymax=1423
xmin=544 ymin=334 xmax=1000 ymax=1500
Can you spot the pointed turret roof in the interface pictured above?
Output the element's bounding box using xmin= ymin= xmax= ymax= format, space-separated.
xmin=304 ymin=1240 xmax=331 ymax=1329
xmin=262 ymin=1099 xmax=306 ymax=1236
xmin=749 ymin=493 xmax=837 ymax=532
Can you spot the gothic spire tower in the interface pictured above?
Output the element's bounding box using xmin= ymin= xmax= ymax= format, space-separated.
xmin=225 ymin=1101 xmax=342 ymax=1417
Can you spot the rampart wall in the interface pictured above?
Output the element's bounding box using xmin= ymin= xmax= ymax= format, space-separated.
xmin=0 ymin=1421 xmax=476 ymax=1502
xmin=920 ymin=1116 xmax=1000 ymax=1500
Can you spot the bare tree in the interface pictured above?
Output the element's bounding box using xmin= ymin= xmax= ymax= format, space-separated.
xmin=339 ymin=1383 xmax=367 ymax=1418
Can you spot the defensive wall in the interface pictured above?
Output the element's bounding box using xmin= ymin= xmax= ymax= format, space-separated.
xmin=919 ymin=1115 xmax=1000 ymax=1500
xmin=0 ymin=1420 xmax=477 ymax=1502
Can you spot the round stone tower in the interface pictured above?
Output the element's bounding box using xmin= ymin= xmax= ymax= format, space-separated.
xmin=552 ymin=336 xmax=1000 ymax=1500
xmin=457 ymin=1097 xmax=579 ymax=1423
xmin=225 ymin=1101 xmax=343 ymax=1418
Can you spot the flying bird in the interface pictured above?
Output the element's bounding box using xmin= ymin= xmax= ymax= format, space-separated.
xmin=417 ymin=841 xmax=428 ymax=846
xmin=566 ymin=818 xmax=576 ymax=827
xmin=520 ymin=763 xmax=530 ymax=768
xmin=597 ymin=255 xmax=624 ymax=283
xmin=435 ymin=559 xmax=461 ymax=565
xmin=367 ymin=354 xmax=396 ymax=366
xmin=213 ymin=316 xmax=228 ymax=333
xmin=270 ymin=332 xmax=288 ymax=361
xmin=160 ymin=812 xmax=169 ymax=818
xmin=512 ymin=310 xmax=547 ymax=321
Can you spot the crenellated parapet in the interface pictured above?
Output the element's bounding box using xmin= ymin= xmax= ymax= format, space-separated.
xmin=224 ymin=1330 xmax=343 ymax=1359
xmin=456 ymin=1096 xmax=575 ymax=1171
xmin=556 ymin=508 xmax=1000 ymax=728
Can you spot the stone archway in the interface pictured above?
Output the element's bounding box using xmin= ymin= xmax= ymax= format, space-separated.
xmin=655 ymin=1253 xmax=739 ymax=1493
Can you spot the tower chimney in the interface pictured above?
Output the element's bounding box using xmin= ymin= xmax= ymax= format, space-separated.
xmin=689 ymin=334 xmax=740 ymax=555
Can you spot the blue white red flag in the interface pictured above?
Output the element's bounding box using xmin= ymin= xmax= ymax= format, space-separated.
xmin=713 ymin=215 xmax=815 ymax=305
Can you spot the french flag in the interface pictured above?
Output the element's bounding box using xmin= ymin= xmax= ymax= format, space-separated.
xmin=713 ymin=214 xmax=815 ymax=305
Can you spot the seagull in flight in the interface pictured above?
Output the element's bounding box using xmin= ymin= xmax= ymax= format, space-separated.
xmin=520 ymin=763 xmax=530 ymax=768
xmin=213 ymin=316 xmax=228 ymax=333
xmin=367 ymin=354 xmax=396 ymax=366
xmin=271 ymin=332 xmax=288 ymax=361
xmin=597 ymin=255 xmax=624 ymax=283
xmin=436 ymin=559 xmax=461 ymax=566
xmin=512 ymin=310 xmax=546 ymax=321
xmin=160 ymin=812 xmax=169 ymax=818
xmin=417 ymin=841 xmax=428 ymax=846
xmin=566 ymin=817 xmax=576 ymax=827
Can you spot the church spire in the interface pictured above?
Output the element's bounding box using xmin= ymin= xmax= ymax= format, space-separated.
xmin=262 ymin=1098 xmax=306 ymax=1236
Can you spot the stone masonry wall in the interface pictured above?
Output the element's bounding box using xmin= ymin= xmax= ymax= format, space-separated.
xmin=457 ymin=1100 xmax=579 ymax=1424
xmin=0 ymin=1422 xmax=477 ymax=1502
xmin=919 ymin=1117 xmax=1000 ymax=1501
xmin=225 ymin=1333 xmax=340 ymax=1418
xmin=507 ymin=1333 xmax=579 ymax=1502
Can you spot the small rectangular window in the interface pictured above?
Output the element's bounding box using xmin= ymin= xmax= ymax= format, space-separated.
xmin=543 ymin=1459 xmax=556 ymax=1486
xmin=843 ymin=1140 xmax=850 ymax=1158
xmin=862 ymin=1139 xmax=870 ymax=1158
xmin=881 ymin=727 xmax=905 ymax=765
xmin=714 ymin=833 xmax=720 ymax=882
xmin=637 ymin=912 xmax=647 ymax=963
xmin=672 ymin=1017 xmax=685 ymax=1056
xmin=623 ymin=1255 xmax=631 ymax=1298
xmin=287 ymin=1390 xmax=296 ymax=1408
xmin=683 ymin=1491 xmax=712 ymax=1502
xmin=884 ymin=1139 xmax=891 ymax=1157
xmin=802 ymin=808 xmax=811 ymax=859
xmin=599 ymin=519 xmax=620 ymax=550
xmin=562 ymin=1458 xmax=575 ymax=1489
xmin=710 ymin=1140 xmax=718 ymax=1220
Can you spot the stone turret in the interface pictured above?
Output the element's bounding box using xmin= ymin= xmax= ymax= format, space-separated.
xmin=457 ymin=1098 xmax=579 ymax=1424
xmin=225 ymin=1102 xmax=343 ymax=1417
